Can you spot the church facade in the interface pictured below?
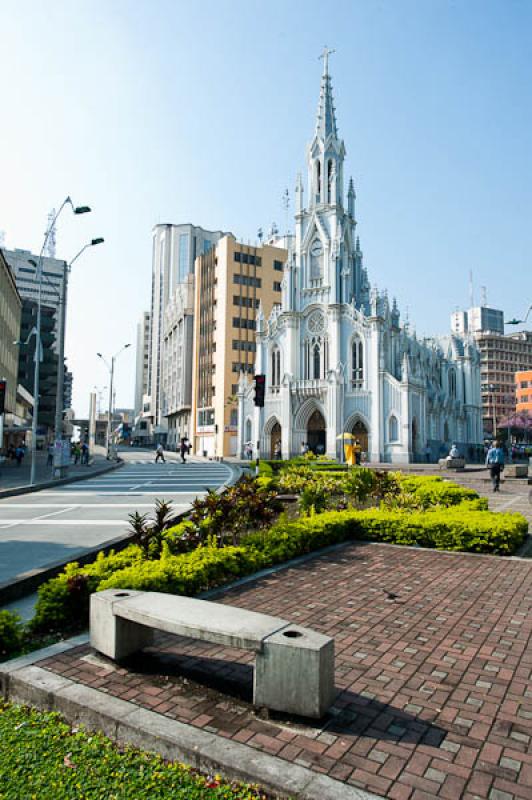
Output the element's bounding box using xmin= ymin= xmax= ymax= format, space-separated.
xmin=237 ymin=55 xmax=482 ymax=463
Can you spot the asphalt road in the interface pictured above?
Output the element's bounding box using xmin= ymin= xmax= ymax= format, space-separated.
xmin=0 ymin=450 xmax=233 ymax=589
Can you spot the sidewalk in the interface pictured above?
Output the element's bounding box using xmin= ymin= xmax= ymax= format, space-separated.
xmin=0 ymin=449 xmax=120 ymax=497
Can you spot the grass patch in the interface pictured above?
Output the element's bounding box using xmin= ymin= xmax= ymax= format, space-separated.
xmin=0 ymin=702 xmax=277 ymax=799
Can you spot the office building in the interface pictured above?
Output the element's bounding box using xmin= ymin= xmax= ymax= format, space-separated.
xmin=0 ymin=249 xmax=23 ymax=451
xmin=192 ymin=235 xmax=288 ymax=457
xmin=515 ymin=369 xmax=532 ymax=414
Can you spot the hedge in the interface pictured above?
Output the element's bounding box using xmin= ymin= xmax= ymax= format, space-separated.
xmin=27 ymin=501 xmax=527 ymax=637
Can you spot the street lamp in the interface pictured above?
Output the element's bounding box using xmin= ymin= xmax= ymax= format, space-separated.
xmin=97 ymin=344 xmax=131 ymax=459
xmin=30 ymin=237 xmax=104 ymax=477
xmin=28 ymin=197 xmax=91 ymax=486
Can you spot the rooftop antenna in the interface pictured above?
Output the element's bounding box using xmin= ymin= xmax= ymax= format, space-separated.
xmin=481 ymin=285 xmax=487 ymax=307
xmin=282 ymin=188 xmax=290 ymax=235
xmin=257 ymin=227 xmax=263 ymax=245
xmin=468 ymin=269 xmax=474 ymax=309
xmin=44 ymin=209 xmax=57 ymax=258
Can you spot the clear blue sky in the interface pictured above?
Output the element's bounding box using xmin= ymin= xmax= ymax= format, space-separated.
xmin=1 ymin=0 xmax=530 ymax=416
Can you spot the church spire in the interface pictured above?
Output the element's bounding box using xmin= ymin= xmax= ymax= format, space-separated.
xmin=315 ymin=46 xmax=338 ymax=141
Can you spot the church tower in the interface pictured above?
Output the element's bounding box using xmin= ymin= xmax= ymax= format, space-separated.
xmin=295 ymin=48 xmax=361 ymax=308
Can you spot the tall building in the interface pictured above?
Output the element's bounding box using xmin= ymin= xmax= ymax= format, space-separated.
xmin=0 ymin=250 xmax=22 ymax=451
xmin=515 ymin=369 xmax=532 ymax=414
xmin=475 ymin=331 xmax=532 ymax=433
xmin=192 ymin=235 xmax=287 ymax=457
xmin=451 ymin=305 xmax=504 ymax=336
xmin=238 ymin=54 xmax=482 ymax=462
xmin=162 ymin=276 xmax=194 ymax=448
xmin=18 ymin=300 xmax=58 ymax=439
xmin=148 ymin=224 xmax=228 ymax=440
xmin=134 ymin=311 xmax=150 ymax=416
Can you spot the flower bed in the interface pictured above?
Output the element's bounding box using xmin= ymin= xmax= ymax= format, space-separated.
xmin=0 ymin=702 xmax=273 ymax=799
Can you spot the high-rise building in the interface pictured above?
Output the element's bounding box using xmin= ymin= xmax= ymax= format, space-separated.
xmin=148 ymin=224 xmax=228 ymax=440
xmin=477 ymin=331 xmax=532 ymax=434
xmin=162 ymin=276 xmax=194 ymax=448
xmin=134 ymin=311 xmax=150 ymax=416
xmin=0 ymin=249 xmax=22 ymax=451
xmin=515 ymin=369 xmax=532 ymax=414
xmin=17 ymin=300 xmax=58 ymax=439
xmin=451 ymin=305 xmax=504 ymax=336
xmin=191 ymin=235 xmax=287 ymax=457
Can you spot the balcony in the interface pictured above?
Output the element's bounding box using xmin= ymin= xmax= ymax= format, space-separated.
xmin=290 ymin=379 xmax=328 ymax=398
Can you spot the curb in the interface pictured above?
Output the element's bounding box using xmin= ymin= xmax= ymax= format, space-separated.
xmin=0 ymin=458 xmax=124 ymax=500
xmin=0 ymin=640 xmax=384 ymax=800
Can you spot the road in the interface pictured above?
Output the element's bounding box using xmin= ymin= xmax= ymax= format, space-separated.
xmin=0 ymin=449 xmax=233 ymax=591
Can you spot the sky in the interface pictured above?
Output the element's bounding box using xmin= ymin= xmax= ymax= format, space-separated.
xmin=0 ymin=0 xmax=531 ymax=416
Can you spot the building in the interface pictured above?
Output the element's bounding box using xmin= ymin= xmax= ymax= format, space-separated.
xmin=162 ymin=276 xmax=194 ymax=449
xmin=515 ymin=369 xmax=532 ymax=414
xmin=17 ymin=300 xmax=58 ymax=442
xmin=451 ymin=305 xmax=504 ymax=337
xmin=147 ymin=224 xmax=228 ymax=440
xmin=3 ymin=248 xmax=66 ymax=337
xmin=238 ymin=55 xmax=482 ymax=462
xmin=192 ymin=235 xmax=288 ymax=457
xmin=0 ymin=249 xmax=23 ymax=451
xmin=475 ymin=332 xmax=532 ymax=435
xmin=134 ymin=311 xmax=150 ymax=416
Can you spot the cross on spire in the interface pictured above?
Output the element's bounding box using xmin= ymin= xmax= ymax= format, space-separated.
xmin=319 ymin=45 xmax=335 ymax=76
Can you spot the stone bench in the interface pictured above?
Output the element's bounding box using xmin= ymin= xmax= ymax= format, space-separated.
xmin=90 ymin=589 xmax=335 ymax=718
xmin=438 ymin=457 xmax=466 ymax=470
xmin=503 ymin=464 xmax=528 ymax=479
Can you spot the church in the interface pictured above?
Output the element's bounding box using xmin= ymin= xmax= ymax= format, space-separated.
xmin=237 ymin=52 xmax=482 ymax=463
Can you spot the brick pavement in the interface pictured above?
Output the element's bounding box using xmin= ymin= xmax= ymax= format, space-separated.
xmin=38 ymin=542 xmax=532 ymax=799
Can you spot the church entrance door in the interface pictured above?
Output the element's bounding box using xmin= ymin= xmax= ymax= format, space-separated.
xmin=351 ymin=420 xmax=369 ymax=458
xmin=307 ymin=410 xmax=326 ymax=455
xmin=270 ymin=422 xmax=281 ymax=459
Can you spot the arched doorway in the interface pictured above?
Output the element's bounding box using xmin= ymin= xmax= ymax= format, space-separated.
xmin=307 ymin=410 xmax=326 ymax=454
xmin=270 ymin=422 xmax=281 ymax=458
xmin=351 ymin=419 xmax=369 ymax=456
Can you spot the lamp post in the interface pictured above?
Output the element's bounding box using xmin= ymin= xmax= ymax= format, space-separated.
xmin=29 ymin=197 xmax=91 ymax=486
xmin=97 ymin=345 xmax=131 ymax=459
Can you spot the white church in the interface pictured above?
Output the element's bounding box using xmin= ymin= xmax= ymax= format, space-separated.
xmin=238 ymin=52 xmax=482 ymax=463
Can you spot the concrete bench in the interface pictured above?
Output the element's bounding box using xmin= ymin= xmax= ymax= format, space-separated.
xmin=90 ymin=589 xmax=335 ymax=718
xmin=438 ymin=457 xmax=466 ymax=471
xmin=503 ymin=464 xmax=528 ymax=479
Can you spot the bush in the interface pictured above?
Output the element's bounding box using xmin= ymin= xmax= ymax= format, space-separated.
xmin=0 ymin=611 xmax=24 ymax=659
xmin=383 ymin=474 xmax=481 ymax=510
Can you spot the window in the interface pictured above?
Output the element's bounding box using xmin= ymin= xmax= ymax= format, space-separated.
xmin=234 ymin=274 xmax=261 ymax=288
xmin=351 ymin=338 xmax=363 ymax=388
xmin=234 ymin=252 xmax=261 ymax=266
xmin=233 ymin=318 xmax=256 ymax=330
xmin=448 ymin=369 xmax=456 ymax=398
xmin=233 ymin=296 xmax=259 ymax=308
xmin=313 ymin=343 xmax=320 ymax=379
xmin=230 ymin=409 xmax=238 ymax=426
xmin=271 ymin=347 xmax=281 ymax=389
xmin=273 ymin=281 xmax=282 ymax=292
xmin=389 ymin=415 xmax=399 ymax=441
xmin=273 ymin=260 xmax=284 ymax=271
xmin=203 ymin=240 xmax=211 ymax=254
xmin=178 ymin=233 xmax=190 ymax=281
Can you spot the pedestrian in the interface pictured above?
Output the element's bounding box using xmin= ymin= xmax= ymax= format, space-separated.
xmin=81 ymin=442 xmax=89 ymax=465
xmin=425 ymin=444 xmax=431 ymax=463
xmin=15 ymin=445 xmax=24 ymax=466
xmin=486 ymin=439 xmax=505 ymax=492
xmin=8 ymin=445 xmax=15 ymax=460
xmin=273 ymin=440 xmax=281 ymax=459
xmin=179 ymin=437 xmax=188 ymax=464
xmin=73 ymin=442 xmax=81 ymax=465
xmin=354 ymin=440 xmax=362 ymax=465
xmin=47 ymin=443 xmax=54 ymax=467
xmin=300 ymin=441 xmax=309 ymax=455
xmin=155 ymin=443 xmax=165 ymax=463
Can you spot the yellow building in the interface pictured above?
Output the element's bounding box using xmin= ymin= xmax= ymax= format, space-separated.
xmin=0 ymin=249 xmax=22 ymax=451
xmin=192 ymin=235 xmax=287 ymax=457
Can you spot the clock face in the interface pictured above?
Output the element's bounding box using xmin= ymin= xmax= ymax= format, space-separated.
xmin=310 ymin=239 xmax=322 ymax=257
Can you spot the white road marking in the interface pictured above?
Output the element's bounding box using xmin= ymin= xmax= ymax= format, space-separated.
xmin=0 ymin=503 xmax=157 ymax=508
xmin=0 ymin=506 xmax=75 ymax=530
xmin=0 ymin=520 xmax=131 ymax=526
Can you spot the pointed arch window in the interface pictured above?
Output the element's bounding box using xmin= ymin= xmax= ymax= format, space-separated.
xmin=389 ymin=415 xmax=399 ymax=442
xmin=271 ymin=347 xmax=281 ymax=392
xmin=327 ymin=159 xmax=333 ymax=204
xmin=313 ymin=343 xmax=321 ymax=380
xmin=448 ymin=368 xmax=456 ymax=398
xmin=351 ymin=337 xmax=364 ymax=389
xmin=315 ymin=160 xmax=321 ymax=203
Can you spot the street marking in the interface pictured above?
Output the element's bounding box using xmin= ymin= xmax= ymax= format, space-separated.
xmin=0 ymin=503 xmax=158 ymax=509
xmin=0 ymin=520 xmax=131 ymax=526
xmin=0 ymin=506 xmax=75 ymax=530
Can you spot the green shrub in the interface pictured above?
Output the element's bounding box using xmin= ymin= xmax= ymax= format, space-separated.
xmin=0 ymin=611 xmax=24 ymax=659
xmin=384 ymin=474 xmax=480 ymax=510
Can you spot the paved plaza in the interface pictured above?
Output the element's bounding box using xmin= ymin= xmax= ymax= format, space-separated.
xmin=36 ymin=540 xmax=532 ymax=800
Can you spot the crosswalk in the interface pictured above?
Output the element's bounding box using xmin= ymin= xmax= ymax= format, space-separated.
xmin=0 ymin=457 xmax=234 ymax=587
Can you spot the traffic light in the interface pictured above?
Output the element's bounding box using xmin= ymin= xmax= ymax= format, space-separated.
xmin=254 ymin=374 xmax=265 ymax=407
xmin=0 ymin=379 xmax=6 ymax=414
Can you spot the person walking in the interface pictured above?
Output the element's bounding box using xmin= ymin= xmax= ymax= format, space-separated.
xmin=15 ymin=445 xmax=24 ymax=466
xmin=81 ymin=442 xmax=89 ymax=465
xmin=179 ymin=437 xmax=188 ymax=464
xmin=486 ymin=440 xmax=505 ymax=492
xmin=46 ymin=443 xmax=54 ymax=467
xmin=155 ymin=443 xmax=165 ymax=463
